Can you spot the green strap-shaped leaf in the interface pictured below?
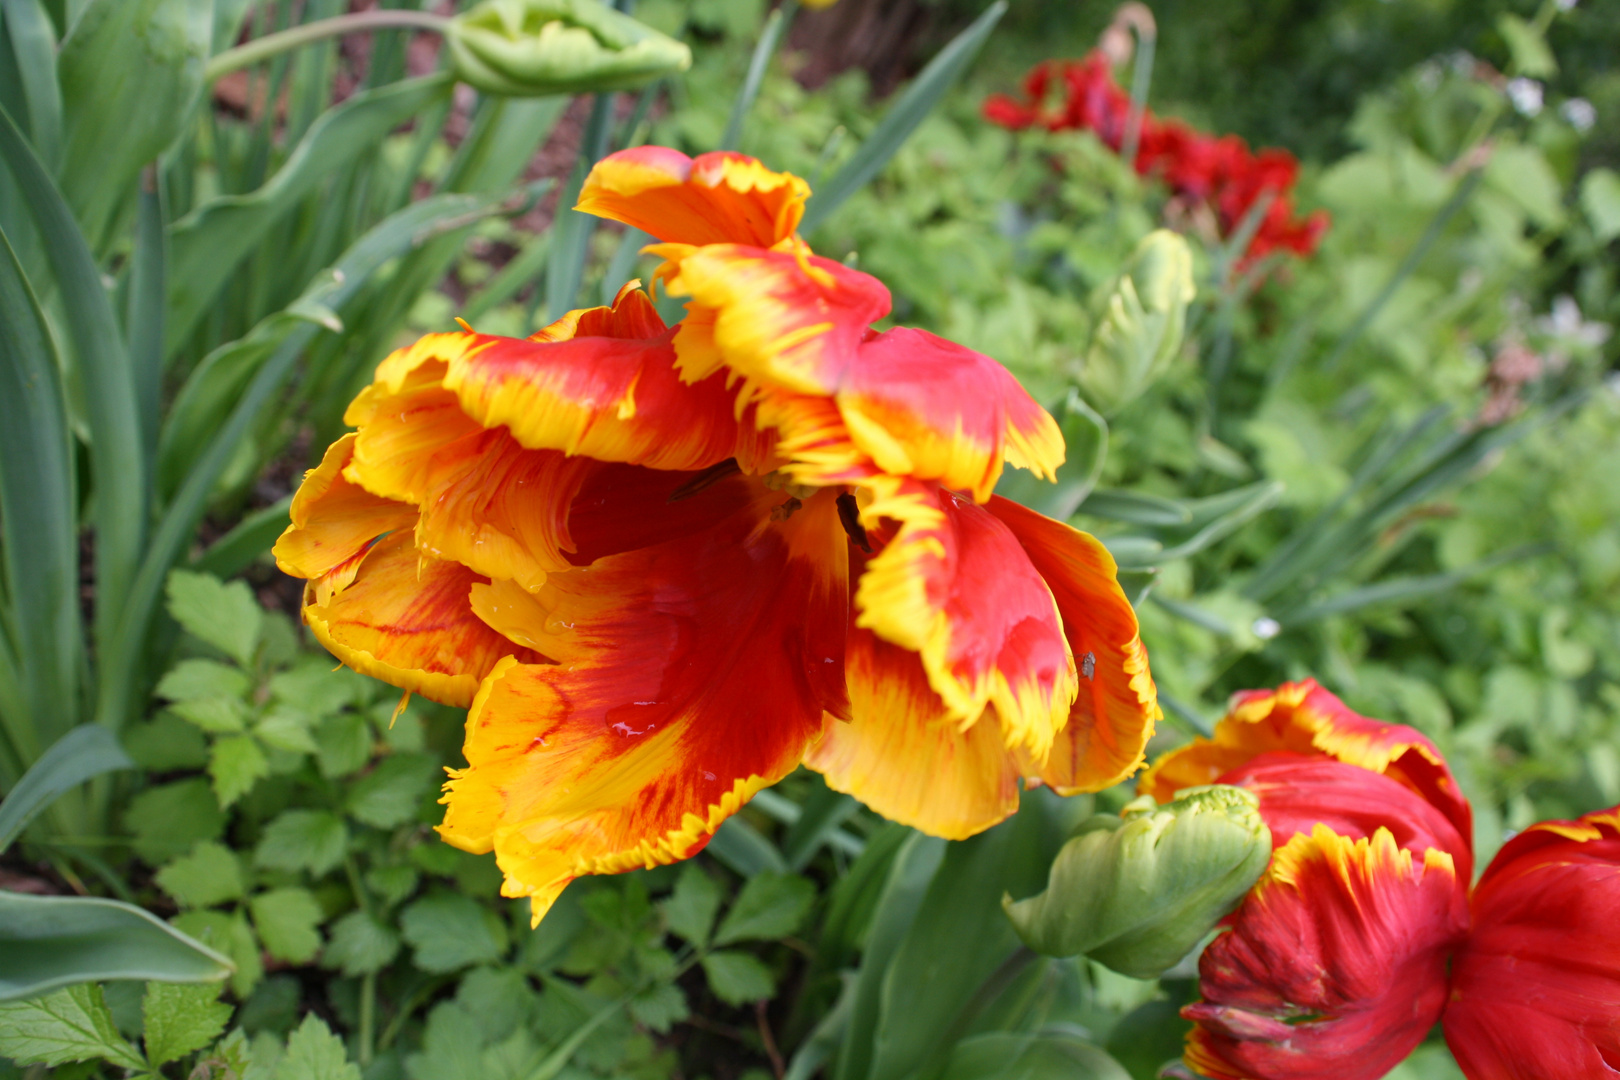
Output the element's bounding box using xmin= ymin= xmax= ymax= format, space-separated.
xmin=706 ymin=815 xmax=788 ymax=877
xmin=718 ymin=1 xmax=795 ymax=152
xmin=937 ymin=1031 xmax=1132 ymax=1080
xmin=0 ymin=104 xmax=145 ymax=688
xmin=164 ymin=72 xmax=454 ymax=353
xmin=127 ymin=172 xmax=167 ymax=465
xmin=546 ymin=90 xmax=617 ymax=321
xmin=0 ymin=223 xmax=78 ymax=774
xmin=0 ymin=725 xmax=133 ymax=853
xmin=0 ymin=0 xmax=61 ymax=169
xmin=191 ymin=495 xmax=293 ymax=580
xmin=800 ymin=1 xmax=1005 ymax=234
xmin=0 ymin=892 xmax=232 ymax=1001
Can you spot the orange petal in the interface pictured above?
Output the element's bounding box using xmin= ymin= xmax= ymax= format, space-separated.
xmin=1139 ymin=679 xmax=1471 ymax=848
xmin=658 ymin=242 xmax=892 ymax=396
xmin=805 ymin=624 xmax=1021 ymax=840
xmin=447 ymin=288 xmax=742 ymax=472
xmin=1444 ymin=808 xmax=1620 ymax=1080
xmin=986 ymin=496 xmax=1159 ymax=793
xmin=437 ymin=481 xmax=849 ymax=924
xmin=303 ymin=532 xmax=540 ymax=707
xmin=576 ymin=146 xmax=809 ymax=247
xmin=835 ymin=328 xmax=1064 ymax=500
xmin=272 ymin=434 xmax=417 ymax=604
xmin=1184 ymin=826 xmax=1469 ymax=1080
xmin=852 ymin=479 xmax=1077 ymax=758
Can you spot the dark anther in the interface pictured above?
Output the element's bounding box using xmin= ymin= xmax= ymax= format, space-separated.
xmin=836 ymin=492 xmax=871 ymax=553
xmin=1081 ymin=651 xmax=1096 ymax=681
xmin=770 ymin=497 xmax=803 ymax=522
xmin=668 ymin=458 xmax=741 ymax=503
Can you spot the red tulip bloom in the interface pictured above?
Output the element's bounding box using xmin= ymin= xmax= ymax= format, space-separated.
xmin=1145 ymin=680 xmax=1620 ymax=1079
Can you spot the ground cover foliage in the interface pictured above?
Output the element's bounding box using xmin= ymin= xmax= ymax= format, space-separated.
xmin=0 ymin=1 xmax=1616 ymax=1078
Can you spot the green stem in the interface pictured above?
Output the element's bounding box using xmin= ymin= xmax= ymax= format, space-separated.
xmin=359 ymin=972 xmax=377 ymax=1066
xmin=1120 ymin=30 xmax=1155 ymax=169
xmin=204 ymin=10 xmax=451 ymax=83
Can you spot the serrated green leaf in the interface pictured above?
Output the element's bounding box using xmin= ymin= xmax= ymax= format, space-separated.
xmin=268 ymin=661 xmax=367 ymax=716
xmin=321 ymin=912 xmax=400 ymax=978
xmin=0 ymin=983 xmax=145 ymax=1068
xmin=121 ymin=713 xmax=210 ymax=771
xmin=125 ymin=778 xmax=227 ymax=865
xmin=662 ymin=862 xmax=722 ymax=947
xmin=255 ymin=810 xmax=349 ymax=877
xmin=700 ymin=950 xmax=775 ymax=1006
xmin=156 ymin=659 xmax=252 ymax=704
xmin=0 ymin=893 xmax=232 ymax=1001
xmin=172 ymin=910 xmax=261 ymax=998
xmin=1579 ymin=168 xmax=1620 ymax=244
xmin=628 ymin=980 xmax=688 ymax=1032
xmin=254 ymin=707 xmax=319 ymax=754
xmin=713 ymin=871 xmax=814 ymax=946
xmin=400 ymin=893 xmax=508 ymax=973
xmin=250 ymin=888 xmax=324 ymax=965
xmin=1496 ymin=12 xmax=1556 ymax=78
xmin=165 ymin=570 xmax=263 ymax=667
xmin=156 ymin=840 xmax=245 ymax=909
xmin=142 ymin=981 xmax=231 ymax=1068
xmin=345 ymin=754 xmax=437 ymax=829
xmin=172 ymin=695 xmax=250 ymax=734
xmin=272 ymin=1014 xmax=360 ymax=1080
xmin=314 ymin=712 xmax=372 ymax=779
xmin=365 ymin=865 xmax=420 ymax=910
xmin=209 ymin=734 xmax=269 ymax=808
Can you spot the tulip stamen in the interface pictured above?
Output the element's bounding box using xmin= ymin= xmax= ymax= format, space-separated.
xmin=667 ymin=458 xmax=741 ymax=502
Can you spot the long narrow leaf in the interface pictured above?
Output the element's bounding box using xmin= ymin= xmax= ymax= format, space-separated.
xmin=1279 ymin=544 xmax=1550 ymax=625
xmin=191 ymin=495 xmax=292 ymax=579
xmin=546 ymin=92 xmax=617 ymax=322
xmin=719 ymin=2 xmax=795 ymax=151
xmin=0 ymin=0 xmax=61 ymax=169
xmin=800 ymin=1 xmax=1006 ymax=234
xmin=0 ymin=224 xmax=78 ymax=771
xmin=127 ymin=170 xmax=166 ymax=464
xmin=165 ymin=73 xmax=453 ymax=352
xmin=0 ymin=106 xmax=142 ymax=713
xmin=0 ymin=725 xmax=131 ymax=853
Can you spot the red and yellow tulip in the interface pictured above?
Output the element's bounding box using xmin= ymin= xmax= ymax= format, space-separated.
xmin=273 ymin=147 xmax=1161 ymax=924
xmin=1147 ymin=680 xmax=1620 ymax=1080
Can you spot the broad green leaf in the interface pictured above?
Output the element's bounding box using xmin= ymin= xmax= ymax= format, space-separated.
xmin=57 ymin=0 xmax=210 ymax=250
xmin=165 ymin=570 xmax=262 ymax=668
xmin=936 ymin=1031 xmax=1131 ymax=1080
xmin=1004 ymin=788 xmax=1270 ymax=978
xmin=0 ymin=983 xmax=145 ymax=1068
xmin=209 ymin=733 xmax=269 ymax=807
xmin=155 ymin=659 xmax=252 ymax=704
xmin=250 ymin=888 xmax=324 ymax=965
xmin=124 ymin=778 xmax=227 ymax=865
xmin=1496 ymin=13 xmax=1555 ymax=77
xmin=171 ymin=696 xmax=250 ymax=734
xmin=0 ymin=893 xmax=232 ymax=1001
xmin=142 ymin=981 xmax=231 ymax=1068
xmin=1104 ymin=998 xmax=1190 ymax=1080
xmin=0 ymin=725 xmax=132 ymax=853
xmin=156 ymin=840 xmax=245 ymax=909
xmin=400 ymin=893 xmax=509 ymax=973
xmin=0 ymin=105 xmax=143 ymax=684
xmin=662 ymin=862 xmax=723 ymax=946
xmin=165 ymin=74 xmax=453 ymax=352
xmin=1579 ymin=167 xmax=1620 ymax=244
xmin=0 ymin=211 xmax=77 ymax=769
xmin=706 ymin=815 xmax=788 ymax=876
xmin=122 ymin=712 xmax=209 ymax=772
xmin=322 ymin=911 xmax=400 ymax=978
xmin=801 ymin=0 xmax=1006 ymax=233
xmin=0 ymin=0 xmax=61 ymax=168
xmin=700 ymin=950 xmax=775 ymax=1006
xmin=345 ymin=754 xmax=438 ymax=829
xmin=273 ymin=1014 xmax=360 ymax=1080
xmin=255 ymin=810 xmax=349 ymax=877
xmin=172 ymin=909 xmax=261 ymax=998
xmin=713 ymin=871 xmax=815 ymax=946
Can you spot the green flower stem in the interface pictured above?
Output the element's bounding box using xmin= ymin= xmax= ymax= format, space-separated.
xmin=204 ymin=10 xmax=451 ymax=83
xmin=359 ymin=972 xmax=377 ymax=1067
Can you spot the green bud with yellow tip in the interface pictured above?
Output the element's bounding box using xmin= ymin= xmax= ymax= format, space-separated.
xmin=446 ymin=0 xmax=692 ymax=98
xmin=1003 ymin=786 xmax=1270 ymax=979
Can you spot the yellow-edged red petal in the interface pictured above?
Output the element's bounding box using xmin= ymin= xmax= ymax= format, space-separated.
xmin=272 ymin=433 xmax=417 ymax=605
xmin=303 ymin=532 xmax=540 ymax=707
xmin=1139 ymin=679 xmax=1471 ymax=849
xmin=1184 ymin=825 xmax=1469 ymax=1080
xmin=438 ymin=480 xmax=849 ymax=923
xmin=987 ymin=496 xmax=1159 ymax=793
xmin=1444 ymin=807 xmax=1620 ymax=1080
xmin=852 ymin=478 xmax=1077 ymax=758
xmin=577 ymin=146 xmax=808 ymax=247
xmin=804 ymin=624 xmax=1021 ymax=841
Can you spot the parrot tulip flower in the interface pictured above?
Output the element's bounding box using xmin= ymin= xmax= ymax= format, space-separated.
xmin=1146 ymin=681 xmax=1620 ymax=1080
xmin=274 ymin=148 xmax=1160 ymax=923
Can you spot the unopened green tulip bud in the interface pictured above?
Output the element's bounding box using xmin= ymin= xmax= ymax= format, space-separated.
xmin=1003 ymin=786 xmax=1270 ymax=979
xmin=446 ymin=0 xmax=692 ymax=98
xmin=1078 ymin=228 xmax=1196 ymax=414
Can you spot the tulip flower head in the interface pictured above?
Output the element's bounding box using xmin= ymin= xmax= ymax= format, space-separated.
xmin=1146 ymin=680 xmax=1620 ymax=1080
xmin=275 ymin=148 xmax=1162 ymax=924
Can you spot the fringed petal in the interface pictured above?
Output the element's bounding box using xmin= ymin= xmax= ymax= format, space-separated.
xmin=577 ymin=146 xmax=809 ymax=247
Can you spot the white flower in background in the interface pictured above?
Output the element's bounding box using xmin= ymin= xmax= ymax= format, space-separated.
xmin=1506 ymin=77 xmax=1545 ymax=117
xmin=1561 ymin=97 xmax=1597 ymax=132
xmin=1251 ymin=617 xmax=1281 ymax=641
xmin=1536 ymin=295 xmax=1613 ymax=370
xmin=1556 ymin=0 xmax=1579 ymax=10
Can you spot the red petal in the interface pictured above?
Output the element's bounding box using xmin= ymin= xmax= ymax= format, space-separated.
xmin=1185 ymin=826 xmax=1470 ymax=1080
xmin=1444 ymin=808 xmax=1620 ymax=1079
